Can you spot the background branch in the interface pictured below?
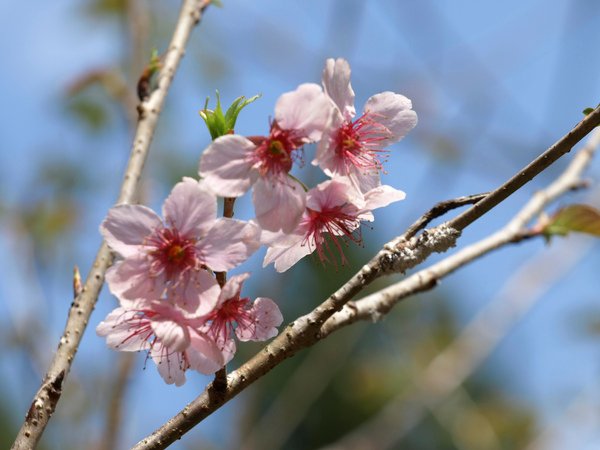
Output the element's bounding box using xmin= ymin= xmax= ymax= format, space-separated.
xmin=10 ymin=2 xmax=212 ymax=448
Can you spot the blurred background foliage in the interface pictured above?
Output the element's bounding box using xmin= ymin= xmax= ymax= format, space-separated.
xmin=1 ymin=0 xmax=600 ymax=449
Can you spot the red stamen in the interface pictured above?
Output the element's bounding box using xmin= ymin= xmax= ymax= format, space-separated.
xmin=206 ymin=297 xmax=253 ymax=345
xmin=252 ymin=122 xmax=306 ymax=178
xmin=303 ymin=205 xmax=362 ymax=266
xmin=146 ymin=228 xmax=198 ymax=280
xmin=334 ymin=113 xmax=391 ymax=172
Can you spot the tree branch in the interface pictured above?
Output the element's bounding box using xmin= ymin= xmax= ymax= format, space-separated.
xmin=10 ymin=2 xmax=212 ymax=449
xmin=320 ymin=128 xmax=600 ymax=335
xmin=403 ymin=192 xmax=488 ymax=240
xmin=131 ymin=114 xmax=600 ymax=448
xmin=319 ymin=129 xmax=600 ymax=450
xmin=448 ymin=106 xmax=600 ymax=231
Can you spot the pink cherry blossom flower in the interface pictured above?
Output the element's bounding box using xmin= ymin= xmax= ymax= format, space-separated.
xmin=101 ymin=177 xmax=260 ymax=303
xmin=199 ymin=83 xmax=333 ymax=233
xmin=202 ymin=273 xmax=283 ymax=364
xmin=263 ymin=178 xmax=406 ymax=272
xmin=314 ymin=58 xmax=418 ymax=193
xmin=96 ymin=299 xmax=224 ymax=386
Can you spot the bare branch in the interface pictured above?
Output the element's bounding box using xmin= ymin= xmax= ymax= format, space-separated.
xmin=317 ymin=131 xmax=600 ymax=450
xmin=404 ymin=192 xmax=488 ymax=240
xmin=10 ymin=2 xmax=212 ymax=448
xmin=101 ymin=353 xmax=136 ymax=450
xmin=131 ymin=118 xmax=600 ymax=449
xmin=320 ymin=128 xmax=600 ymax=335
xmin=448 ymin=106 xmax=600 ymax=231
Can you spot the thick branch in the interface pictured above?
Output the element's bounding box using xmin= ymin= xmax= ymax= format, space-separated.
xmin=10 ymin=2 xmax=211 ymax=449
xmin=132 ymin=116 xmax=600 ymax=448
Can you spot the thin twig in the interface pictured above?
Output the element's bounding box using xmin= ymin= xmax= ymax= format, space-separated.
xmin=131 ymin=115 xmax=600 ymax=449
xmin=448 ymin=106 xmax=600 ymax=231
xmin=212 ymin=198 xmax=237 ymax=389
xmin=101 ymin=353 xmax=136 ymax=450
xmin=10 ymin=2 xmax=212 ymax=448
xmin=404 ymin=192 xmax=488 ymax=240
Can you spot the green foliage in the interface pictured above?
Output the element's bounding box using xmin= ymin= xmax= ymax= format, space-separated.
xmin=67 ymin=96 xmax=109 ymax=131
xmin=542 ymin=204 xmax=600 ymax=239
xmin=199 ymin=91 xmax=260 ymax=140
xmin=582 ymin=105 xmax=600 ymax=126
xmin=85 ymin=0 xmax=127 ymax=17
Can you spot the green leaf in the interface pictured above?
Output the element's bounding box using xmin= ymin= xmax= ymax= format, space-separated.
xmin=543 ymin=204 xmax=600 ymax=238
xmin=224 ymin=94 xmax=260 ymax=131
xmin=583 ymin=107 xmax=595 ymax=115
xmin=200 ymin=92 xmax=260 ymax=140
xmin=582 ymin=104 xmax=600 ymax=126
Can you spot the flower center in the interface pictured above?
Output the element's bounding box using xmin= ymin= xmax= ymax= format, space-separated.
xmin=207 ymin=297 xmax=252 ymax=345
xmin=303 ymin=205 xmax=362 ymax=266
xmin=253 ymin=122 xmax=305 ymax=178
xmin=147 ymin=228 xmax=198 ymax=280
xmin=167 ymin=244 xmax=185 ymax=262
xmin=334 ymin=113 xmax=391 ymax=173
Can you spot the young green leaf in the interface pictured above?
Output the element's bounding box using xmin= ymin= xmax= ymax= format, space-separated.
xmin=199 ymin=92 xmax=260 ymax=140
xmin=543 ymin=204 xmax=600 ymax=238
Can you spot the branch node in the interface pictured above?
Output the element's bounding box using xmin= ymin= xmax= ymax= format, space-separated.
xmin=381 ymin=224 xmax=461 ymax=275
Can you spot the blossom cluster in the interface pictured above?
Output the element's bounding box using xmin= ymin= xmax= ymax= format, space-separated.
xmin=97 ymin=58 xmax=416 ymax=385
xmin=200 ymin=58 xmax=417 ymax=270
xmin=97 ymin=178 xmax=282 ymax=385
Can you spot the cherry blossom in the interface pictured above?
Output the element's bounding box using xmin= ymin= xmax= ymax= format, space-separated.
xmin=101 ymin=177 xmax=260 ymax=302
xmin=202 ymin=273 xmax=283 ymax=364
xmin=263 ymin=178 xmax=406 ymax=272
xmin=314 ymin=58 xmax=418 ymax=193
xmin=96 ymin=300 xmax=224 ymax=386
xmin=199 ymin=83 xmax=333 ymax=232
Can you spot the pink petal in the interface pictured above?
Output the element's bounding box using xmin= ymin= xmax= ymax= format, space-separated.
xmin=362 ymin=184 xmax=406 ymax=214
xmin=275 ymin=83 xmax=333 ymax=141
xmin=218 ymin=337 xmax=237 ymax=366
xmin=306 ymin=178 xmax=354 ymax=211
xmin=313 ymin=111 xmax=346 ymax=175
xmin=321 ymin=58 xmax=356 ymax=121
xmin=219 ymin=273 xmax=251 ymax=306
xmin=347 ymin=170 xmax=381 ymax=194
xmin=170 ymin=270 xmax=221 ymax=318
xmin=101 ymin=205 xmax=162 ymax=258
xmin=263 ymin=234 xmax=311 ymax=273
xmin=198 ymin=218 xmax=260 ymax=271
xmin=236 ymin=297 xmax=283 ymax=341
xmin=253 ymin=177 xmax=306 ymax=233
xmin=151 ymin=318 xmax=190 ymax=352
xmin=363 ymin=92 xmax=417 ymax=146
xmin=152 ymin=345 xmax=187 ymax=386
xmin=105 ymin=256 xmax=165 ymax=301
xmin=186 ymin=330 xmax=225 ymax=374
xmin=162 ymin=177 xmax=216 ymax=237
xmin=96 ymin=308 xmax=151 ymax=352
xmin=199 ymin=135 xmax=259 ymax=197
